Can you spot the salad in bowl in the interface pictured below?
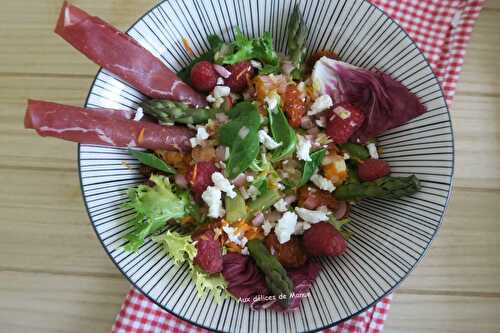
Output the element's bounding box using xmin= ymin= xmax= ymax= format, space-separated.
xmin=25 ymin=2 xmax=429 ymax=312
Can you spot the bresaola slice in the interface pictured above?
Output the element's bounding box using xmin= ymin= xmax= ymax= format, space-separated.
xmin=25 ymin=100 xmax=194 ymax=152
xmin=55 ymin=2 xmax=207 ymax=107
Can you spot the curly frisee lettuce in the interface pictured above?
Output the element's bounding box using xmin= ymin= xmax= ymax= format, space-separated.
xmin=153 ymin=231 xmax=228 ymax=303
xmin=122 ymin=175 xmax=188 ymax=252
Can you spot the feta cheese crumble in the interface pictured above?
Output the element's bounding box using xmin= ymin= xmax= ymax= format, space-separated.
xmin=216 ymin=77 xmax=225 ymax=85
xmin=264 ymin=93 xmax=280 ymax=110
xmin=262 ymin=220 xmax=275 ymax=236
xmin=206 ymin=94 xmax=216 ymax=103
xmin=315 ymin=116 xmax=326 ymax=128
xmin=247 ymin=185 xmax=260 ymax=201
xmin=211 ymin=172 xmax=237 ymax=198
xmin=295 ymin=207 xmax=330 ymax=224
xmin=274 ymin=211 xmax=298 ymax=244
xmin=296 ymin=135 xmax=312 ymax=161
xmin=250 ymin=60 xmax=263 ymax=70
xmin=213 ymin=85 xmax=231 ymax=98
xmin=367 ymin=142 xmax=379 ymax=159
xmin=308 ymin=95 xmax=333 ymax=116
xmin=133 ymin=107 xmax=144 ymax=121
xmin=222 ymin=225 xmax=248 ymax=247
xmin=294 ymin=221 xmax=312 ymax=235
xmin=238 ymin=126 xmax=250 ymax=139
xmin=189 ymin=126 xmax=209 ymax=148
xmin=310 ymin=173 xmax=336 ymax=192
xmin=273 ymin=198 xmax=288 ymax=212
xmin=258 ymin=129 xmax=282 ymax=150
xmin=202 ymin=186 xmax=224 ymax=218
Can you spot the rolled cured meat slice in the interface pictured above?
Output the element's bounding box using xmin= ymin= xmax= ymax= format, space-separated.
xmin=55 ymin=2 xmax=207 ymax=107
xmin=25 ymin=100 xmax=194 ymax=152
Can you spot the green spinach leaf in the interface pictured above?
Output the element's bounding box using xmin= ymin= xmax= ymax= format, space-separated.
xmin=128 ymin=149 xmax=176 ymax=174
xmin=268 ymin=101 xmax=297 ymax=162
xmin=297 ymin=149 xmax=326 ymax=187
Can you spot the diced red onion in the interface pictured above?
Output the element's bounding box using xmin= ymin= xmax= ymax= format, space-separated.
xmin=215 ymin=112 xmax=229 ymax=124
xmin=265 ymin=210 xmax=281 ymax=223
xmin=174 ymin=174 xmax=188 ymax=188
xmin=284 ymin=195 xmax=297 ymax=205
xmin=213 ymin=64 xmax=232 ymax=78
xmin=335 ymin=201 xmax=348 ymax=220
xmin=300 ymin=116 xmax=314 ymax=129
xmin=215 ymin=145 xmax=227 ymax=161
xmin=251 ymin=213 xmax=265 ymax=226
xmin=307 ymin=126 xmax=320 ymax=135
xmin=281 ymin=61 xmax=295 ymax=76
xmin=232 ymin=173 xmax=246 ymax=187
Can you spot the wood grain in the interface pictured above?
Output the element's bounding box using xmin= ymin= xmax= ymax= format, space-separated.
xmin=0 ymin=0 xmax=499 ymax=332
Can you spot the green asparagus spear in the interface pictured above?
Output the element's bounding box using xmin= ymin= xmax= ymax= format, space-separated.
xmin=225 ymin=193 xmax=247 ymax=223
xmin=287 ymin=4 xmax=308 ymax=80
xmin=140 ymin=100 xmax=221 ymax=125
xmin=247 ymin=239 xmax=294 ymax=307
xmin=339 ymin=143 xmax=370 ymax=161
xmin=247 ymin=189 xmax=282 ymax=218
xmin=334 ymin=175 xmax=421 ymax=201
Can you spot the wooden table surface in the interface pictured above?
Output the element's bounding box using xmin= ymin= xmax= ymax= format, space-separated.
xmin=1 ymin=0 xmax=499 ymax=332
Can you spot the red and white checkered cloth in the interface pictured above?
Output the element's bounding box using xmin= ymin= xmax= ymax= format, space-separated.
xmin=112 ymin=0 xmax=484 ymax=332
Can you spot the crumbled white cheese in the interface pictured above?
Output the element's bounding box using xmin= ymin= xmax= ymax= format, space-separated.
xmin=216 ymin=77 xmax=225 ymax=85
xmin=250 ymin=60 xmax=262 ymax=69
xmin=240 ymin=186 xmax=250 ymax=200
xmin=133 ymin=107 xmax=144 ymax=121
xmin=189 ymin=126 xmax=210 ymax=148
xmin=334 ymin=158 xmax=347 ymax=173
xmin=213 ymin=85 xmax=231 ymax=98
xmin=273 ymin=198 xmax=288 ymax=212
xmin=258 ymin=129 xmax=282 ymax=150
xmin=264 ymin=93 xmax=280 ymax=110
xmin=308 ymin=95 xmax=333 ymax=116
xmin=247 ymin=185 xmax=260 ymax=200
xmin=246 ymin=175 xmax=255 ymax=182
xmin=274 ymin=212 xmax=298 ymax=244
xmin=297 ymin=81 xmax=305 ymax=94
xmin=202 ymin=186 xmax=224 ymax=218
xmin=212 ymin=172 xmax=237 ymax=198
xmin=296 ymin=135 xmax=312 ymax=161
xmin=367 ymin=142 xmax=379 ymax=159
xmin=276 ymin=182 xmax=285 ymax=190
xmin=343 ymin=152 xmax=350 ymax=160
xmin=334 ymin=106 xmax=351 ymax=120
xmin=238 ymin=126 xmax=250 ymax=139
xmin=206 ymin=94 xmax=216 ymax=103
xmin=262 ymin=220 xmax=275 ymax=236
xmin=294 ymin=221 xmax=312 ymax=235
xmin=310 ymin=174 xmax=336 ymax=192
xmin=241 ymin=247 xmax=249 ymax=255
xmin=295 ymin=207 xmax=330 ymax=224
xmin=222 ymin=225 xmax=248 ymax=247
xmin=315 ymin=116 xmax=326 ymax=128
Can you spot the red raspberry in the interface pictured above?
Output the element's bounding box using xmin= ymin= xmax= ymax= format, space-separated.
xmin=326 ymin=104 xmax=365 ymax=144
xmin=224 ymin=61 xmax=255 ymax=93
xmin=190 ymin=61 xmax=219 ymax=92
xmin=357 ymin=159 xmax=391 ymax=181
xmin=186 ymin=161 xmax=218 ymax=201
xmin=193 ymin=230 xmax=223 ymax=274
xmin=303 ymin=222 xmax=347 ymax=257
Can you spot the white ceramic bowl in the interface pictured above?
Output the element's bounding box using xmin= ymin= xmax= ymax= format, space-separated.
xmin=78 ymin=0 xmax=454 ymax=331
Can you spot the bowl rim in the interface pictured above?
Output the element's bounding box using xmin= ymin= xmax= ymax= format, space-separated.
xmin=77 ymin=0 xmax=456 ymax=331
